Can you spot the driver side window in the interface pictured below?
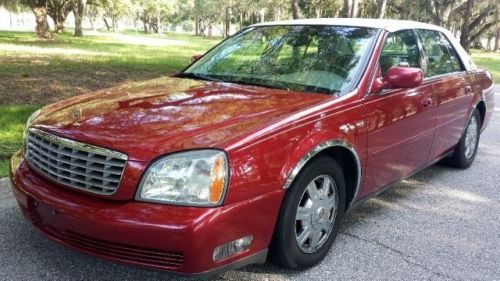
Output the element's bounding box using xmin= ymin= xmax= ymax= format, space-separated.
xmin=380 ymin=30 xmax=422 ymax=76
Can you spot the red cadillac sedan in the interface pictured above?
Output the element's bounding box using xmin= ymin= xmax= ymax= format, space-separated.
xmin=10 ymin=18 xmax=494 ymax=276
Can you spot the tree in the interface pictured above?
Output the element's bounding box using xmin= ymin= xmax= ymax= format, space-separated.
xmin=299 ymin=0 xmax=342 ymax=18
xmin=25 ymin=0 xmax=53 ymax=38
xmin=73 ymin=0 xmax=86 ymax=36
xmin=342 ymin=0 xmax=357 ymax=17
xmin=377 ymin=0 xmax=386 ymax=18
xmin=424 ymin=0 xmax=465 ymax=27
xmin=47 ymin=0 xmax=73 ymax=32
xmin=101 ymin=0 xmax=130 ymax=31
xmin=495 ymin=27 xmax=500 ymax=51
xmin=291 ymin=0 xmax=299 ymax=19
xmin=459 ymin=0 xmax=500 ymax=51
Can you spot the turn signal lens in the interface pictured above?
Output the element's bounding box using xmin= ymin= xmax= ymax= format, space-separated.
xmin=209 ymin=155 xmax=226 ymax=204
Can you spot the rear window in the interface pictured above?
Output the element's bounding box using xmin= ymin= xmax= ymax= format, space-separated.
xmin=417 ymin=29 xmax=463 ymax=77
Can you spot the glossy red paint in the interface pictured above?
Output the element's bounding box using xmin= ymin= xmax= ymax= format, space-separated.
xmin=11 ymin=152 xmax=282 ymax=274
xmin=381 ymin=66 xmax=424 ymax=89
xmin=10 ymin=23 xmax=495 ymax=275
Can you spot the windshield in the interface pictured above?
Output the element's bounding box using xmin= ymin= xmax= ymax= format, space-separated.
xmin=182 ymin=25 xmax=379 ymax=95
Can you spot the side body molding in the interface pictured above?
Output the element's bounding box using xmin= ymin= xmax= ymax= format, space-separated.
xmin=282 ymin=140 xmax=362 ymax=205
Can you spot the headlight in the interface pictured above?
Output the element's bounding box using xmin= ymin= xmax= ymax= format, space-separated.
xmin=136 ymin=150 xmax=229 ymax=206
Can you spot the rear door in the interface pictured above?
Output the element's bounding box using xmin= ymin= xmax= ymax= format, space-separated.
xmin=416 ymin=29 xmax=473 ymax=161
xmin=360 ymin=29 xmax=435 ymax=197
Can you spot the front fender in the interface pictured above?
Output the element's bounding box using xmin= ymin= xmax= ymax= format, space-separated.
xmin=279 ymin=129 xmax=356 ymax=189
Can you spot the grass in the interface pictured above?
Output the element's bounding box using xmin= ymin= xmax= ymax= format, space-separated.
xmin=0 ymin=105 xmax=40 ymax=177
xmin=0 ymin=30 xmax=498 ymax=177
xmin=0 ymin=30 xmax=220 ymax=177
xmin=470 ymin=49 xmax=500 ymax=83
xmin=0 ymin=30 xmax=220 ymax=105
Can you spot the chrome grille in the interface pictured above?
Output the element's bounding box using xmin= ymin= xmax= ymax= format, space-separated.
xmin=25 ymin=128 xmax=127 ymax=195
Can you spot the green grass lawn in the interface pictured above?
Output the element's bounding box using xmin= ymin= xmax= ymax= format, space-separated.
xmin=0 ymin=30 xmax=499 ymax=178
xmin=0 ymin=105 xmax=40 ymax=177
xmin=0 ymin=30 xmax=220 ymax=177
xmin=470 ymin=49 xmax=500 ymax=83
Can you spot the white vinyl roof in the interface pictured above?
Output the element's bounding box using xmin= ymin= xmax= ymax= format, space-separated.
xmin=251 ymin=18 xmax=446 ymax=33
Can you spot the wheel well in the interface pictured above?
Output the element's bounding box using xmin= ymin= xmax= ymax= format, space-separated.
xmin=476 ymin=101 xmax=486 ymax=127
xmin=317 ymin=146 xmax=359 ymax=209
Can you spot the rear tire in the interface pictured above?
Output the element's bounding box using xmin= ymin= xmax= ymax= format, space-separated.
xmin=444 ymin=109 xmax=481 ymax=169
xmin=269 ymin=156 xmax=346 ymax=269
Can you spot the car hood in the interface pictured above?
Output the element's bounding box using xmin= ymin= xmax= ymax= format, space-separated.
xmin=32 ymin=76 xmax=330 ymax=161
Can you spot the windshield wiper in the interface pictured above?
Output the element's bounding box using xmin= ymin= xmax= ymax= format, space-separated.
xmin=175 ymin=72 xmax=222 ymax=82
xmin=224 ymin=77 xmax=290 ymax=91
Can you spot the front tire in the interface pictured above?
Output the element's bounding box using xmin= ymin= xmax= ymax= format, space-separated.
xmin=445 ymin=109 xmax=481 ymax=169
xmin=269 ymin=156 xmax=346 ymax=269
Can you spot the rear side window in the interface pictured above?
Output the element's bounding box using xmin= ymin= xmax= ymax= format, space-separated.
xmin=417 ymin=29 xmax=463 ymax=77
xmin=380 ymin=29 xmax=421 ymax=75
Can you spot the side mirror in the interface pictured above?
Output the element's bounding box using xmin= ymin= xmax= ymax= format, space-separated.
xmin=191 ymin=54 xmax=203 ymax=63
xmin=370 ymin=66 xmax=423 ymax=93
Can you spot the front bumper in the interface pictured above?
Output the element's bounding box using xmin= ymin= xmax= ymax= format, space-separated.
xmin=9 ymin=151 xmax=282 ymax=276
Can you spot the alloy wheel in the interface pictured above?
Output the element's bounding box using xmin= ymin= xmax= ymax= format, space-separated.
xmin=295 ymin=175 xmax=338 ymax=254
xmin=464 ymin=115 xmax=478 ymax=159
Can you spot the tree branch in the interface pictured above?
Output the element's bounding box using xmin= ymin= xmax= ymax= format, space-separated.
xmin=468 ymin=9 xmax=491 ymax=31
xmin=470 ymin=20 xmax=498 ymax=42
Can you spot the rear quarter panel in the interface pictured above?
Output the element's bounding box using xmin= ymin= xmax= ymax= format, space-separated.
xmin=466 ymin=69 xmax=495 ymax=131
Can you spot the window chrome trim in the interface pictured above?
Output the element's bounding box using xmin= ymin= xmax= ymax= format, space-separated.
xmin=28 ymin=128 xmax=128 ymax=161
xmin=282 ymin=140 xmax=362 ymax=206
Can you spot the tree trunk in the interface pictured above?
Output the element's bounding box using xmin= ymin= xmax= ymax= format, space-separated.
xmin=342 ymin=0 xmax=352 ymax=17
xmin=495 ymin=27 xmax=500 ymax=51
xmin=103 ymin=18 xmax=111 ymax=31
xmin=224 ymin=7 xmax=230 ymax=38
xmin=112 ymin=17 xmax=117 ymax=32
xmin=351 ymin=0 xmax=358 ymax=18
xmin=208 ymin=20 xmax=212 ymax=38
xmin=486 ymin=36 xmax=492 ymax=51
xmin=33 ymin=5 xmax=52 ymax=39
xmin=377 ymin=0 xmax=387 ymax=19
xmin=142 ymin=18 xmax=149 ymax=33
xmin=194 ymin=17 xmax=199 ymax=36
xmin=155 ymin=13 xmax=161 ymax=33
xmin=89 ymin=18 xmax=95 ymax=31
xmin=73 ymin=0 xmax=85 ymax=37
xmin=291 ymin=0 xmax=299 ymax=19
xmin=55 ymin=20 xmax=64 ymax=32
xmin=274 ymin=6 xmax=280 ymax=21
xmin=460 ymin=0 xmax=473 ymax=51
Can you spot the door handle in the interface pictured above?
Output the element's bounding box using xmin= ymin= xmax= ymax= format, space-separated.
xmin=421 ymin=97 xmax=432 ymax=109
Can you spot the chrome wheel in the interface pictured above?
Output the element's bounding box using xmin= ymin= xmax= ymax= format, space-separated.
xmin=464 ymin=115 xmax=478 ymax=159
xmin=295 ymin=175 xmax=338 ymax=254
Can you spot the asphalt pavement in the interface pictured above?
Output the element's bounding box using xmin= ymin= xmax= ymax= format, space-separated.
xmin=1 ymin=88 xmax=499 ymax=281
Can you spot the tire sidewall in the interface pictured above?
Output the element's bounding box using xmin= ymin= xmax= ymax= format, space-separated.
xmin=456 ymin=109 xmax=481 ymax=167
xmin=274 ymin=156 xmax=346 ymax=268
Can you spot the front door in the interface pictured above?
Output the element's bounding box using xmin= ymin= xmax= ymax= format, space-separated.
xmin=360 ymin=29 xmax=435 ymax=197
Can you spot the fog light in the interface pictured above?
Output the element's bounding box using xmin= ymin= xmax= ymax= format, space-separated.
xmin=213 ymin=235 xmax=253 ymax=261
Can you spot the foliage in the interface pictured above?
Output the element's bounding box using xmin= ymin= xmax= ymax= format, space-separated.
xmin=2 ymin=0 xmax=499 ymax=49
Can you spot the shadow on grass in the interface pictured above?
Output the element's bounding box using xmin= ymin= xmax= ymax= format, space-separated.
xmin=0 ymin=30 xmax=220 ymax=105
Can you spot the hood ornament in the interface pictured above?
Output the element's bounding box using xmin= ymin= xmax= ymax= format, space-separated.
xmin=72 ymin=106 xmax=83 ymax=124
